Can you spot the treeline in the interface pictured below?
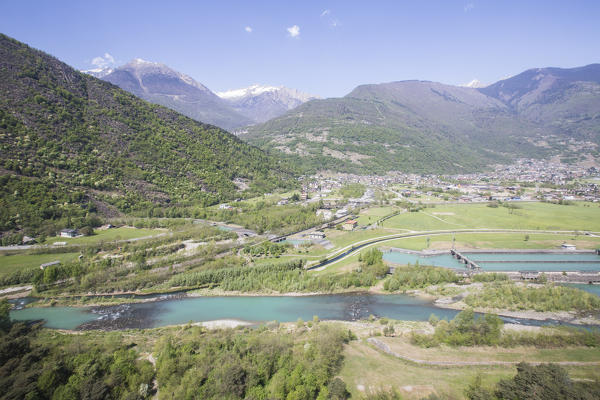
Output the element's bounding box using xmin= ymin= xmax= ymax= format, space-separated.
xmin=384 ymin=263 xmax=459 ymax=291
xmin=464 ymin=283 xmax=600 ymax=312
xmin=155 ymin=324 xmax=352 ymax=399
xmin=466 ymin=363 xmax=600 ymax=400
xmin=0 ymin=300 xmax=155 ymax=399
xmin=243 ymin=241 xmax=290 ymax=257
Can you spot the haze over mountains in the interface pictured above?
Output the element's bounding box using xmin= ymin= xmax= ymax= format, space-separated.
xmin=242 ymin=64 xmax=600 ymax=174
xmin=82 ymin=61 xmax=316 ymax=130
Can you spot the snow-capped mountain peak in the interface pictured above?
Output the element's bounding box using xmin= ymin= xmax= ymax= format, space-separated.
xmin=216 ymin=84 xmax=281 ymax=99
xmin=81 ymin=67 xmax=114 ymax=78
xmin=461 ymin=79 xmax=486 ymax=88
xmin=216 ymin=84 xmax=318 ymax=123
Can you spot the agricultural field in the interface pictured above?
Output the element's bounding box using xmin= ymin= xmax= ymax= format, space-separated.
xmin=382 ymin=202 xmax=600 ymax=232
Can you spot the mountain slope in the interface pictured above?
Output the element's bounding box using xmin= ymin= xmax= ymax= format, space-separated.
xmin=0 ymin=34 xmax=294 ymax=236
xmin=242 ymin=81 xmax=544 ymax=174
xmin=100 ymin=59 xmax=252 ymax=130
xmin=480 ymin=64 xmax=600 ymax=142
xmin=243 ymin=67 xmax=600 ymax=174
xmin=217 ymin=85 xmax=318 ymax=124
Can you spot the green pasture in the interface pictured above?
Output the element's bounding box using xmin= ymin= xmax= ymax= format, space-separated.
xmin=44 ymin=227 xmax=164 ymax=245
xmin=382 ymin=202 xmax=600 ymax=231
xmin=0 ymin=252 xmax=80 ymax=277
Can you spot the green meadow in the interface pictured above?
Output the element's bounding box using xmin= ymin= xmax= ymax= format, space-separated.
xmin=0 ymin=252 xmax=80 ymax=278
xmin=43 ymin=227 xmax=164 ymax=245
xmin=382 ymin=202 xmax=600 ymax=231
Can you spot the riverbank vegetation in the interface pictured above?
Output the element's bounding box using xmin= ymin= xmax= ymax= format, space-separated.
xmin=464 ymin=283 xmax=600 ymax=312
xmin=168 ymin=259 xmax=377 ymax=293
xmin=155 ymin=324 xmax=351 ymax=399
xmin=412 ymin=309 xmax=503 ymax=347
xmin=384 ymin=263 xmax=459 ymax=291
xmin=412 ymin=309 xmax=600 ymax=349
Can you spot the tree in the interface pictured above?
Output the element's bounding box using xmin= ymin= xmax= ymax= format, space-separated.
xmin=0 ymin=298 xmax=11 ymax=331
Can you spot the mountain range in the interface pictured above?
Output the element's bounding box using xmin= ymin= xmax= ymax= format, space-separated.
xmin=0 ymin=33 xmax=295 ymax=234
xmin=83 ymin=62 xmax=316 ymax=130
xmin=217 ymin=85 xmax=318 ymax=124
xmin=241 ymin=64 xmax=600 ymax=174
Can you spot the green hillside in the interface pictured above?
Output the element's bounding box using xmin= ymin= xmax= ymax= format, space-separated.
xmin=243 ymin=67 xmax=600 ymax=174
xmin=0 ymin=34 xmax=295 ymax=238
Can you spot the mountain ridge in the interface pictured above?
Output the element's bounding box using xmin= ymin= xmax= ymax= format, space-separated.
xmin=241 ymin=64 xmax=600 ymax=174
xmin=0 ymin=33 xmax=295 ymax=236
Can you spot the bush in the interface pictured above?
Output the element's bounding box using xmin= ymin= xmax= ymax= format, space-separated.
xmin=412 ymin=309 xmax=503 ymax=347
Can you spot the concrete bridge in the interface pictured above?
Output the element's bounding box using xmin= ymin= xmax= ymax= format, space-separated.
xmin=450 ymin=249 xmax=481 ymax=271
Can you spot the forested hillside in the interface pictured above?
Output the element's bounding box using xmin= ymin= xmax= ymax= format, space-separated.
xmin=0 ymin=34 xmax=295 ymax=239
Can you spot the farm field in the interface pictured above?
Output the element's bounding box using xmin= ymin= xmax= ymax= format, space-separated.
xmin=382 ymin=202 xmax=600 ymax=232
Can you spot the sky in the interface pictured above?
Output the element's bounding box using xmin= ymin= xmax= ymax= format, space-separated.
xmin=1 ymin=0 xmax=599 ymax=98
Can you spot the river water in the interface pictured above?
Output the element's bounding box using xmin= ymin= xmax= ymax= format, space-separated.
xmin=383 ymin=251 xmax=600 ymax=272
xmin=9 ymin=293 xmax=594 ymax=331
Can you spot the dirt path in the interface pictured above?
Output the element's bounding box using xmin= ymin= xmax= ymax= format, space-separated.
xmin=367 ymin=338 xmax=600 ymax=367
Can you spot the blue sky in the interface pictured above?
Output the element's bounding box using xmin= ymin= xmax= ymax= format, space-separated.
xmin=1 ymin=0 xmax=599 ymax=97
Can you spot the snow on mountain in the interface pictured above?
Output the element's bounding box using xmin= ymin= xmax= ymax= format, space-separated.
xmin=217 ymin=84 xmax=318 ymax=123
xmin=97 ymin=59 xmax=251 ymax=130
xmin=81 ymin=67 xmax=113 ymax=78
xmin=461 ymin=79 xmax=487 ymax=88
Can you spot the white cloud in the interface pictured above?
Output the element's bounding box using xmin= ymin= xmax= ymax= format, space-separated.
xmin=464 ymin=2 xmax=475 ymax=12
xmin=320 ymin=9 xmax=340 ymax=28
xmin=245 ymin=26 xmax=252 ymax=33
xmin=91 ymin=52 xmax=115 ymax=68
xmin=287 ymin=25 xmax=300 ymax=38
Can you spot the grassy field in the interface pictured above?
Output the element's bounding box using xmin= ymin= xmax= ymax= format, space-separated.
xmin=0 ymin=252 xmax=80 ymax=277
xmin=378 ymin=336 xmax=600 ymax=363
xmin=356 ymin=206 xmax=399 ymax=225
xmin=339 ymin=339 xmax=600 ymax=399
xmin=43 ymin=227 xmax=164 ymax=245
xmin=325 ymin=228 xmax=391 ymax=248
xmin=382 ymin=202 xmax=600 ymax=232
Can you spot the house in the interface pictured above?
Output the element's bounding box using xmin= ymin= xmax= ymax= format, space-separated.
xmin=40 ymin=260 xmax=60 ymax=270
xmin=308 ymin=231 xmax=326 ymax=240
xmin=218 ymin=203 xmax=234 ymax=210
xmin=60 ymin=228 xmax=78 ymax=238
xmin=342 ymin=220 xmax=358 ymax=231
xmin=277 ymin=199 xmax=289 ymax=206
xmin=561 ymin=243 xmax=577 ymax=250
